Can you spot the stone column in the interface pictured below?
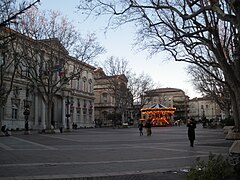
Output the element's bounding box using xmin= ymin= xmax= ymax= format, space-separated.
xmin=34 ymin=94 xmax=38 ymax=129
xmin=41 ymin=99 xmax=46 ymax=129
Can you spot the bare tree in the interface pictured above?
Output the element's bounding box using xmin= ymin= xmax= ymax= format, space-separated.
xmin=102 ymin=56 xmax=130 ymax=76
xmin=100 ymin=57 xmax=132 ymax=124
xmin=78 ymin=0 xmax=240 ymax=132
xmin=15 ymin=37 xmax=85 ymax=130
xmin=72 ymin=33 xmax=105 ymax=63
xmin=0 ymin=0 xmax=40 ymax=129
xmin=102 ymin=56 xmax=154 ymax=103
xmin=0 ymin=0 xmax=39 ymax=27
xmin=188 ymin=65 xmax=231 ymax=118
xmin=7 ymin=7 xmax=104 ymax=130
xmin=128 ymin=72 xmax=154 ymax=105
xmin=101 ymin=56 xmax=155 ymax=124
xmin=16 ymin=7 xmax=105 ymax=63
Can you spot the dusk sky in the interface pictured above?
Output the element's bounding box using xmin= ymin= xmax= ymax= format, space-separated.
xmin=38 ymin=0 xmax=201 ymax=98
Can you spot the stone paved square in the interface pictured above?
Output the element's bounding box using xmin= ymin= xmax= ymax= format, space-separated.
xmin=0 ymin=125 xmax=233 ymax=179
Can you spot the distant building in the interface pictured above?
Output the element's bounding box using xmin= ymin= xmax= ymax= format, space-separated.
xmin=142 ymin=88 xmax=189 ymax=121
xmin=93 ymin=68 xmax=133 ymax=127
xmin=188 ymin=96 xmax=222 ymax=121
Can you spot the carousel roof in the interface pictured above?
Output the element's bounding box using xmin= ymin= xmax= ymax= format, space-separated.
xmin=141 ymin=103 xmax=176 ymax=112
xmin=142 ymin=103 xmax=168 ymax=109
xmin=149 ymin=104 xmax=167 ymax=108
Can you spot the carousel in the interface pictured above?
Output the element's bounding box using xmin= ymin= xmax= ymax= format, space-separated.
xmin=140 ymin=104 xmax=176 ymax=127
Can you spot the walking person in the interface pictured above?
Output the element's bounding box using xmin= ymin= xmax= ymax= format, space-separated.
xmin=1 ymin=125 xmax=10 ymax=136
xmin=145 ymin=120 xmax=152 ymax=136
xmin=138 ymin=121 xmax=144 ymax=136
xmin=187 ymin=118 xmax=196 ymax=147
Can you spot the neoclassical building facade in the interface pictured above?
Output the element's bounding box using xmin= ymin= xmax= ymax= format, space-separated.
xmin=1 ymin=29 xmax=95 ymax=130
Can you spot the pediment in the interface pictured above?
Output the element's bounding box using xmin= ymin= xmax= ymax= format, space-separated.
xmin=38 ymin=38 xmax=69 ymax=55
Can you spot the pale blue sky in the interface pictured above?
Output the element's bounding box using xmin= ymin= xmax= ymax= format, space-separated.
xmin=38 ymin=0 xmax=200 ymax=98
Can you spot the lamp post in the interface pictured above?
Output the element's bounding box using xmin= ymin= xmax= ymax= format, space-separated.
xmin=0 ymin=53 xmax=5 ymax=129
xmin=23 ymin=99 xmax=30 ymax=134
xmin=23 ymin=86 xmax=31 ymax=134
xmin=0 ymin=53 xmax=5 ymax=92
xmin=65 ymin=96 xmax=70 ymax=130
xmin=202 ymin=108 xmax=205 ymax=118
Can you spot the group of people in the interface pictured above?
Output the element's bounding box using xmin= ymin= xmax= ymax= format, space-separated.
xmin=138 ymin=120 xmax=152 ymax=136
xmin=72 ymin=123 xmax=78 ymax=129
xmin=138 ymin=118 xmax=196 ymax=147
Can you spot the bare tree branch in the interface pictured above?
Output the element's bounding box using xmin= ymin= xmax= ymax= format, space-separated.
xmin=77 ymin=0 xmax=240 ymax=131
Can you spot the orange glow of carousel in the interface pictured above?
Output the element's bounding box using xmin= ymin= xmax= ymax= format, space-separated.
xmin=140 ymin=104 xmax=176 ymax=127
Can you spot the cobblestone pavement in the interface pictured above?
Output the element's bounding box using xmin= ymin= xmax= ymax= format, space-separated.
xmin=0 ymin=125 xmax=233 ymax=180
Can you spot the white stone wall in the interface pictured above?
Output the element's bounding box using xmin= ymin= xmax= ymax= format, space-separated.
xmin=3 ymin=82 xmax=34 ymax=130
xmin=1 ymin=32 xmax=96 ymax=131
xmin=188 ymin=98 xmax=222 ymax=121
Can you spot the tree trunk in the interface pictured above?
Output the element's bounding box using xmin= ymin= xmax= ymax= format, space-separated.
xmin=229 ymin=83 xmax=240 ymax=132
xmin=223 ymin=107 xmax=231 ymax=119
xmin=0 ymin=104 xmax=3 ymax=130
xmin=231 ymin=93 xmax=240 ymax=132
xmin=45 ymin=100 xmax=53 ymax=130
xmin=0 ymin=98 xmax=7 ymax=130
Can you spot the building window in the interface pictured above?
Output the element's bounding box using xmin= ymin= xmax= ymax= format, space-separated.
xmin=82 ymin=77 xmax=87 ymax=92
xmin=88 ymin=79 xmax=92 ymax=93
xmin=89 ymin=109 xmax=93 ymax=122
xmin=102 ymin=93 xmax=107 ymax=103
xmin=89 ymin=101 xmax=93 ymax=109
xmin=70 ymin=106 xmax=74 ymax=123
xmin=70 ymin=107 xmax=74 ymax=114
xmin=83 ymin=107 xmax=87 ymax=123
xmin=77 ymin=77 xmax=81 ymax=90
xmin=12 ymin=105 xmax=18 ymax=119
xmin=70 ymin=97 xmax=74 ymax=106
xmin=20 ymin=67 xmax=30 ymax=78
xmin=26 ymin=87 xmax=29 ymax=98
xmin=76 ymin=108 xmax=81 ymax=121
xmin=77 ymin=108 xmax=81 ymax=114
xmin=13 ymin=86 xmax=21 ymax=98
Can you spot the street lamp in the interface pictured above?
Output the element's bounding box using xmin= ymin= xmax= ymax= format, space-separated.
xmin=65 ymin=96 xmax=71 ymax=130
xmin=0 ymin=53 xmax=5 ymax=89
xmin=23 ymin=86 xmax=31 ymax=134
xmin=23 ymin=99 xmax=31 ymax=134
xmin=202 ymin=109 xmax=205 ymax=117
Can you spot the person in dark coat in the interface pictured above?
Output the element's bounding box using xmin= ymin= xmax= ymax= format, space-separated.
xmin=145 ymin=120 xmax=152 ymax=136
xmin=187 ymin=118 xmax=196 ymax=147
xmin=138 ymin=122 xmax=144 ymax=136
